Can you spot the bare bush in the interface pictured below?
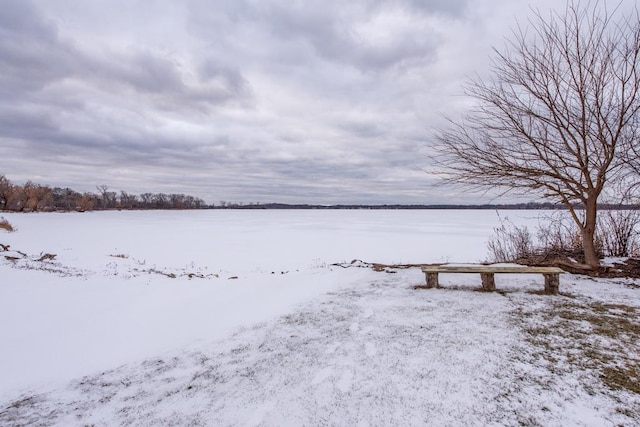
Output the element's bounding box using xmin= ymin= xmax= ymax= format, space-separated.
xmin=0 ymin=217 xmax=14 ymax=232
xmin=536 ymin=214 xmax=586 ymax=259
xmin=77 ymin=193 xmax=96 ymax=212
xmin=487 ymin=214 xmax=535 ymax=262
xmin=488 ymin=212 xmax=604 ymax=264
xmin=598 ymin=209 xmax=640 ymax=257
xmin=0 ymin=174 xmax=12 ymax=210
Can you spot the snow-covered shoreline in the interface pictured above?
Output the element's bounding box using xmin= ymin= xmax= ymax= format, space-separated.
xmin=1 ymin=210 xmax=638 ymax=425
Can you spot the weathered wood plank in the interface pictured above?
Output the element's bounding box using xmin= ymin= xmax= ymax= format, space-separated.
xmin=421 ymin=265 xmax=564 ymax=274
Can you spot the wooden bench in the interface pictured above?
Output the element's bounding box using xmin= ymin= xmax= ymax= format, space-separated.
xmin=420 ymin=264 xmax=564 ymax=294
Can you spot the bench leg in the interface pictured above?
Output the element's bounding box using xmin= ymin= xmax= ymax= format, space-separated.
xmin=544 ymin=273 xmax=560 ymax=294
xmin=481 ymin=273 xmax=495 ymax=291
xmin=425 ymin=273 xmax=439 ymax=288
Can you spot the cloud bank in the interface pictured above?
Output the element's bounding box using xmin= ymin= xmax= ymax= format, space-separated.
xmin=0 ymin=0 xmax=606 ymax=204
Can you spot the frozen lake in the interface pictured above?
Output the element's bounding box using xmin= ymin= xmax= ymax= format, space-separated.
xmin=1 ymin=208 xmax=546 ymax=269
xmin=0 ymin=209 xmax=542 ymax=395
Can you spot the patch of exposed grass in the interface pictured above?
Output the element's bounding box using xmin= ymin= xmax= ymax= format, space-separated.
xmin=510 ymin=296 xmax=640 ymax=418
xmin=602 ymin=366 xmax=640 ymax=394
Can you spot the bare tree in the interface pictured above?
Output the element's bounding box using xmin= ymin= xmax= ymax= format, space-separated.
xmin=139 ymin=193 xmax=154 ymax=208
xmin=153 ymin=193 xmax=168 ymax=209
xmin=24 ymin=183 xmax=52 ymax=212
xmin=77 ymin=193 xmax=96 ymax=212
xmin=96 ymin=185 xmax=117 ymax=209
xmin=51 ymin=187 xmax=81 ymax=211
xmin=435 ymin=1 xmax=640 ymax=268
xmin=0 ymin=174 xmax=12 ymax=210
xmin=9 ymin=184 xmax=28 ymax=212
xmin=169 ymin=193 xmax=186 ymax=209
xmin=119 ymin=191 xmax=138 ymax=209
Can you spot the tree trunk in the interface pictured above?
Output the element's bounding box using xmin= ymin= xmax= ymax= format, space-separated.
xmin=582 ymin=198 xmax=600 ymax=268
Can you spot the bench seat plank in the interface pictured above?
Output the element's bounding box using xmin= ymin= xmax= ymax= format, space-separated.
xmin=421 ymin=265 xmax=564 ymax=274
xmin=420 ymin=264 xmax=563 ymax=294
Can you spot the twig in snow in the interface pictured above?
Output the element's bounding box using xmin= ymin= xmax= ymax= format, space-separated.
xmin=37 ymin=253 xmax=57 ymax=262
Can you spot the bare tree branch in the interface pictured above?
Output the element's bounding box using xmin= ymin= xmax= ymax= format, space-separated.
xmin=434 ymin=0 xmax=640 ymax=267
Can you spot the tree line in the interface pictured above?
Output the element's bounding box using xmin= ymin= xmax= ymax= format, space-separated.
xmin=0 ymin=175 xmax=206 ymax=212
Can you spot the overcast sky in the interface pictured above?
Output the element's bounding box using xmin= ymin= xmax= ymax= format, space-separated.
xmin=0 ymin=0 xmax=628 ymax=204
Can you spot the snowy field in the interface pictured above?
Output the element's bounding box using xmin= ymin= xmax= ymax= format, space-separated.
xmin=0 ymin=210 xmax=639 ymax=426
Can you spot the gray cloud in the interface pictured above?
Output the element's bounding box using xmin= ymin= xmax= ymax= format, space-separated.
xmin=0 ymin=0 xmax=600 ymax=204
xmin=0 ymin=1 xmax=78 ymax=95
xmin=188 ymin=0 xmax=461 ymax=72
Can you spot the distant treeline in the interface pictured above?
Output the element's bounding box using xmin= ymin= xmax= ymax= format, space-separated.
xmin=214 ymin=202 xmax=640 ymax=210
xmin=2 ymin=173 xmax=637 ymax=212
xmin=216 ymin=202 xmax=565 ymax=210
xmin=0 ymin=174 xmax=206 ymax=212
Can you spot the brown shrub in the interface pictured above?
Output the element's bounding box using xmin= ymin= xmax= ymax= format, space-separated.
xmin=0 ymin=217 xmax=14 ymax=232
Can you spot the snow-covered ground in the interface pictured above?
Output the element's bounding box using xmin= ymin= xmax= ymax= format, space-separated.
xmin=0 ymin=210 xmax=638 ymax=426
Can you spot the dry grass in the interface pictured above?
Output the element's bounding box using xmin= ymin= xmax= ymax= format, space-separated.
xmin=0 ymin=218 xmax=14 ymax=232
xmin=512 ymin=297 xmax=640 ymax=415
